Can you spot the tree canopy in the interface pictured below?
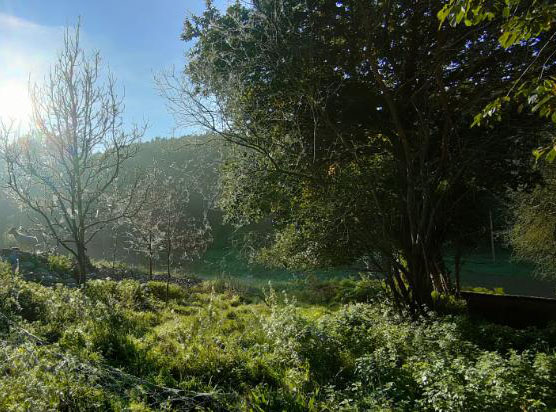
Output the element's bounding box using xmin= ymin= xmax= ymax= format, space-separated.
xmin=165 ymin=0 xmax=551 ymax=310
xmin=439 ymin=0 xmax=556 ymax=161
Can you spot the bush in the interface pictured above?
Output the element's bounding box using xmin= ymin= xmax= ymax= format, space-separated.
xmin=145 ymin=280 xmax=189 ymax=302
xmin=47 ymin=254 xmax=74 ymax=274
xmin=84 ymin=279 xmax=152 ymax=310
xmin=295 ymin=274 xmax=384 ymax=305
xmin=0 ymin=262 xmax=555 ymax=411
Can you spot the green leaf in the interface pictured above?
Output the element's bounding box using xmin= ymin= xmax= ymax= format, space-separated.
xmin=546 ymin=146 xmax=556 ymax=163
xmin=499 ymin=31 xmax=511 ymax=47
xmin=437 ymin=6 xmax=450 ymax=25
xmin=531 ymin=95 xmax=552 ymax=113
xmin=471 ymin=113 xmax=483 ymax=127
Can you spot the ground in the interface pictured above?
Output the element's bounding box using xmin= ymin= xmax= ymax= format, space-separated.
xmin=0 ymin=256 xmax=555 ymax=411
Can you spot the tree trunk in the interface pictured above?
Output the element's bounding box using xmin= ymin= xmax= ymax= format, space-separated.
xmin=410 ymin=259 xmax=434 ymax=310
xmin=166 ymin=232 xmax=171 ymax=305
xmin=454 ymin=249 xmax=462 ymax=296
xmin=76 ymin=242 xmax=91 ymax=285
xmin=489 ymin=210 xmax=496 ymax=263
xmin=148 ymin=232 xmax=153 ymax=280
xmin=112 ymin=229 xmax=118 ymax=279
xmin=392 ymin=240 xmax=451 ymax=314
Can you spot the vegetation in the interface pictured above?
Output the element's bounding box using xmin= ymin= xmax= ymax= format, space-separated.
xmin=159 ymin=0 xmax=549 ymax=312
xmin=0 ymin=23 xmax=145 ymax=281
xmin=439 ymin=0 xmax=556 ymax=161
xmin=508 ymin=161 xmax=556 ymax=278
xmin=1 ymin=2 xmax=556 ymax=410
xmin=124 ymin=164 xmax=213 ymax=283
xmin=0 ymin=262 xmax=555 ymax=411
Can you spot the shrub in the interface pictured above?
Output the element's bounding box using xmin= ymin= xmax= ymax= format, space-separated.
xmin=47 ymin=254 xmax=74 ymax=274
xmin=295 ymin=275 xmax=384 ymax=305
xmin=0 ymin=263 xmax=555 ymax=411
xmin=145 ymin=280 xmax=189 ymax=302
xmin=84 ymin=279 xmax=152 ymax=311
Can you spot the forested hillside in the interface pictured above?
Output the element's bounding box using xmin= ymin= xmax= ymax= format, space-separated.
xmin=0 ymin=135 xmax=225 ymax=255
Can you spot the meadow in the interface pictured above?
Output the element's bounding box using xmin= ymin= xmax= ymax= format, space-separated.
xmin=1 ymin=257 xmax=555 ymax=411
xmin=190 ymin=247 xmax=556 ymax=299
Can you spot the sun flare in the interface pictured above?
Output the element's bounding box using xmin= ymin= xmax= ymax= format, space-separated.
xmin=0 ymin=81 xmax=32 ymax=124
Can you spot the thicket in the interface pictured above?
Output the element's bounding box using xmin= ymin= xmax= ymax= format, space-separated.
xmin=0 ymin=262 xmax=555 ymax=411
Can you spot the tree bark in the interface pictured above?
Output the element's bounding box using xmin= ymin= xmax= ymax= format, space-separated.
xmin=76 ymin=242 xmax=91 ymax=285
xmin=148 ymin=231 xmax=153 ymax=280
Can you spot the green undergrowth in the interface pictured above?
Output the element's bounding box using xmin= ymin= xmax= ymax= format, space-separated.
xmin=0 ymin=261 xmax=555 ymax=411
xmin=463 ymin=286 xmax=506 ymax=295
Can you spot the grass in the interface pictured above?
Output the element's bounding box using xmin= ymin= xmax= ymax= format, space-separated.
xmin=446 ymin=248 xmax=556 ymax=297
xmin=190 ymin=247 xmax=360 ymax=284
xmin=191 ymin=246 xmax=556 ymax=298
xmin=0 ymin=259 xmax=555 ymax=411
xmin=25 ymin=243 xmax=556 ymax=299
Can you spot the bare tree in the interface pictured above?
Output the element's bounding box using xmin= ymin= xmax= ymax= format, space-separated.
xmin=125 ymin=165 xmax=164 ymax=280
xmin=158 ymin=180 xmax=211 ymax=304
xmin=0 ymin=23 xmax=146 ymax=283
xmin=130 ymin=165 xmax=212 ymax=302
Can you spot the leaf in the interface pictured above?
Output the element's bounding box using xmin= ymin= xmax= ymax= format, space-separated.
xmin=456 ymin=10 xmax=466 ymax=25
xmin=437 ymin=6 xmax=451 ymax=25
xmin=499 ymin=31 xmax=519 ymax=48
xmin=531 ymin=95 xmax=552 ymax=113
xmin=547 ymin=146 xmax=556 ymax=163
xmin=499 ymin=31 xmax=511 ymax=48
xmin=471 ymin=113 xmax=483 ymax=127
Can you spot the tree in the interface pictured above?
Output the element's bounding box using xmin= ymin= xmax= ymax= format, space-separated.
xmin=153 ymin=168 xmax=212 ymax=303
xmin=125 ymin=144 xmax=218 ymax=281
xmin=508 ymin=161 xmax=556 ymax=278
xmin=438 ymin=0 xmax=556 ymax=161
xmin=0 ymin=23 xmax=145 ymax=282
xmin=125 ymin=166 xmax=164 ymax=280
xmin=162 ymin=0 xmax=545 ymax=312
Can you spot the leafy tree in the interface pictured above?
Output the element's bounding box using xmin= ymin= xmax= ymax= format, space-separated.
xmin=163 ymin=0 xmax=547 ymax=311
xmin=438 ymin=0 xmax=556 ymax=161
xmin=508 ymin=161 xmax=556 ymax=278
xmin=0 ymin=24 xmax=145 ymax=282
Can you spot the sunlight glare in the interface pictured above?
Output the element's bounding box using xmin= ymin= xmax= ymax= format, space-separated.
xmin=0 ymin=81 xmax=32 ymax=125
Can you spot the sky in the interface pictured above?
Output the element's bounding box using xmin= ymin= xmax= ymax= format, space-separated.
xmin=0 ymin=0 xmax=229 ymax=139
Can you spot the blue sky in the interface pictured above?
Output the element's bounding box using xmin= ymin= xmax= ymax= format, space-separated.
xmin=0 ymin=0 xmax=229 ymax=138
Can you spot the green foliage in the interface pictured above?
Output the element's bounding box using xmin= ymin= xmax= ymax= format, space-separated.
xmin=465 ymin=286 xmax=505 ymax=295
xmin=508 ymin=162 xmax=556 ymax=278
xmin=145 ymin=280 xmax=189 ymax=302
xmin=438 ymin=0 xmax=556 ymax=161
xmin=294 ymin=274 xmax=385 ymax=306
xmin=179 ymin=0 xmax=547 ymax=311
xmin=47 ymin=254 xmax=73 ymax=274
xmin=0 ymin=259 xmax=555 ymax=410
